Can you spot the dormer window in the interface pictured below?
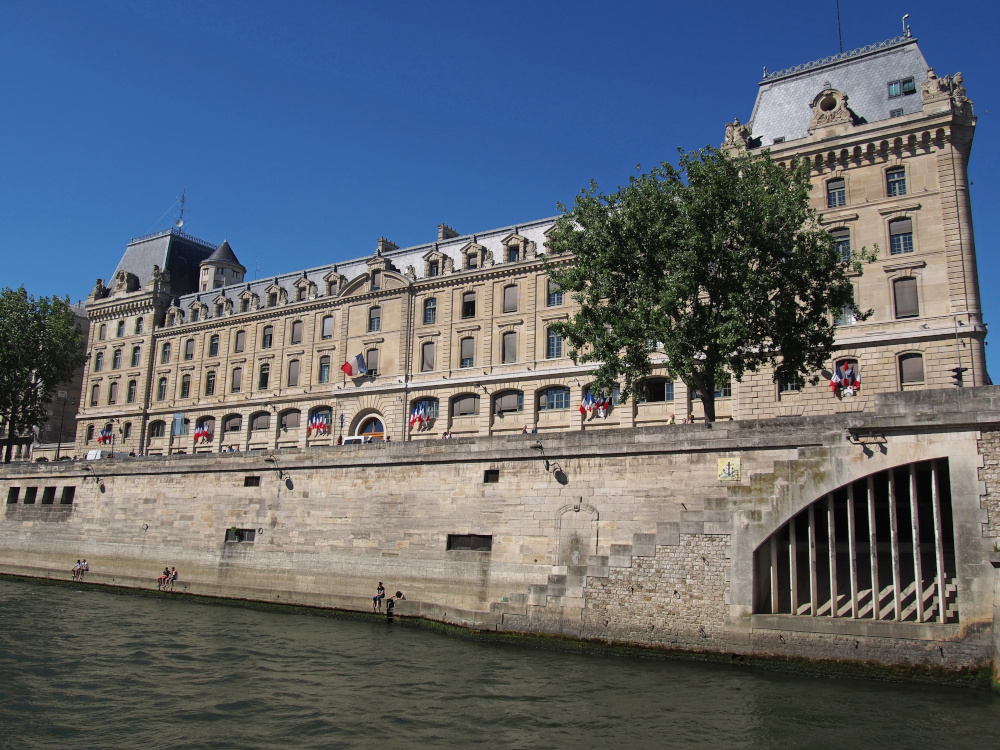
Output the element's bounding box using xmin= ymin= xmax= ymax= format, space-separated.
xmin=191 ymin=308 xmax=199 ymax=322
xmin=296 ymin=287 xmax=305 ymax=302
xmin=268 ymin=292 xmax=278 ymax=307
xmin=372 ymin=271 xmax=382 ymax=290
xmin=429 ymin=261 xmax=439 ymax=277
xmin=507 ymin=247 xmax=519 ymax=263
xmin=888 ymin=77 xmax=915 ymax=98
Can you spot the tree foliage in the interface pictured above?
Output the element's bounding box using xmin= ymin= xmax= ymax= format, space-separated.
xmin=545 ymin=147 xmax=873 ymax=421
xmin=0 ymin=287 xmax=86 ymax=461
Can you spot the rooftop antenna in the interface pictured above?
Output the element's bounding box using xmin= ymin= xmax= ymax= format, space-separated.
xmin=902 ymin=13 xmax=910 ymax=37
xmin=836 ymin=0 xmax=843 ymax=53
xmin=174 ymin=189 xmax=187 ymax=231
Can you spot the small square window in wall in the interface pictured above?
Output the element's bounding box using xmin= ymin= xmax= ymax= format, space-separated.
xmin=447 ymin=534 xmax=493 ymax=551
xmin=225 ymin=528 xmax=257 ymax=543
xmin=243 ymin=476 xmax=261 ymax=487
xmin=890 ymin=108 xmax=904 ymax=118
xmin=6 ymin=487 xmax=19 ymax=504
xmin=484 ymin=469 xmax=500 ymax=483
xmin=41 ymin=487 xmax=56 ymax=504
xmin=60 ymin=487 xmax=76 ymax=505
xmin=23 ymin=487 xmax=37 ymax=504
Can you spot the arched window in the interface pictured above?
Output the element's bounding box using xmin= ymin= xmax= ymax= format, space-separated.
xmin=827 ymin=177 xmax=846 ymax=208
xmin=502 ymin=284 xmax=518 ymax=313
xmin=546 ymin=328 xmax=563 ymax=359
xmin=148 ymin=420 xmax=166 ymax=438
xmin=86 ymin=425 xmax=95 ymax=442
xmin=209 ymin=334 xmax=220 ymax=357
xmin=94 ymin=351 xmax=103 ymax=372
xmin=231 ymin=367 xmax=243 ymax=393
xmin=585 ymin=383 xmax=621 ymax=406
xmin=204 ymin=371 xmax=216 ymax=396
xmin=502 ymin=331 xmax=517 ymax=363
xmin=423 ymin=298 xmax=436 ymax=325
xmin=830 ymin=228 xmax=850 ymax=262
xmin=639 ymin=377 xmax=673 ymax=403
xmin=250 ymin=412 xmax=270 ymax=431
xmin=889 ymin=218 xmax=914 ymax=255
xmin=318 ymin=356 xmax=331 ymax=383
xmin=359 ymin=417 xmax=384 ymax=440
xmin=258 ymin=363 xmax=270 ymax=389
xmin=459 ymin=337 xmax=474 ymax=368
xmin=309 ymin=407 xmax=332 ymax=435
xmin=116 ymin=321 xmax=125 ymax=337
xmin=287 ymin=359 xmax=300 ymax=387
xmin=160 ymin=342 xmax=171 ymax=364
xmin=184 ymin=338 xmax=195 ymax=360
xmin=420 ymin=341 xmax=435 ymax=372
xmin=893 ymin=277 xmax=919 ymax=318
xmin=223 ymin=415 xmax=242 ymax=434
xmin=195 ymin=417 xmax=214 ymax=440
xmin=180 ymin=374 xmax=191 ymax=399
xmin=899 ymin=353 xmax=924 ymax=385
xmin=451 ymin=393 xmax=480 ymax=417
xmin=368 ymin=307 xmax=381 ymax=332
xmin=126 ymin=379 xmax=137 ymax=403
xmin=493 ymin=390 xmax=523 ymax=416
xmin=90 ymin=383 xmax=99 ymax=406
xmin=321 ymin=315 xmax=334 ymax=340
xmin=157 ymin=377 xmax=167 ymax=401
xmin=291 ymin=320 xmax=303 ymax=344
xmin=131 ymin=346 xmax=141 ymax=368
xmin=833 ymin=359 xmax=860 ymax=396
xmin=462 ymin=291 xmax=476 ymax=319
xmin=112 ymin=349 xmax=122 ymax=369
xmin=98 ymin=324 xmax=106 ymax=341
xmin=537 ymin=386 xmax=569 ymax=410
xmin=411 ymin=397 xmax=439 ymax=420
xmin=134 ymin=318 xmax=143 ymax=335
xmin=261 ymin=325 xmax=273 ymax=349
xmin=280 ymin=409 xmax=301 ymax=430
xmin=107 ymin=382 xmax=118 ymax=405
xmin=365 ymin=349 xmax=379 ymax=376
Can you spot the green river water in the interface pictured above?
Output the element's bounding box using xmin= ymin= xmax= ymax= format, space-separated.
xmin=1 ymin=578 xmax=998 ymax=749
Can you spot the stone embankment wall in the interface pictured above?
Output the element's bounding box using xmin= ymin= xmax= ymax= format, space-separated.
xmin=2 ymin=388 xmax=1000 ymax=682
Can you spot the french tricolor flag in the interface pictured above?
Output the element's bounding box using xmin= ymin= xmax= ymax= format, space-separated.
xmin=341 ymin=354 xmax=367 ymax=377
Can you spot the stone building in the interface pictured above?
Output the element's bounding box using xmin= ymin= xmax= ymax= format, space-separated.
xmin=74 ymin=33 xmax=985 ymax=455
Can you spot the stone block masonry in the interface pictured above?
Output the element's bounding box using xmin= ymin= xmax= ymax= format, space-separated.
xmin=3 ymin=387 xmax=1000 ymax=684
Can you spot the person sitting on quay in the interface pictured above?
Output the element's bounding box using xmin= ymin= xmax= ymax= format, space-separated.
xmin=167 ymin=567 xmax=178 ymax=591
xmin=79 ymin=559 xmax=89 ymax=581
xmin=71 ymin=560 xmax=82 ymax=581
xmin=157 ymin=567 xmax=171 ymax=590
xmin=372 ymin=581 xmax=385 ymax=612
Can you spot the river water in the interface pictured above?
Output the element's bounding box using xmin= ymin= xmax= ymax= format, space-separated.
xmin=1 ymin=579 xmax=998 ymax=749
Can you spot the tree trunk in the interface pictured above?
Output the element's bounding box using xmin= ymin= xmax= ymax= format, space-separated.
xmin=3 ymin=405 xmax=16 ymax=463
xmin=701 ymin=393 xmax=717 ymax=423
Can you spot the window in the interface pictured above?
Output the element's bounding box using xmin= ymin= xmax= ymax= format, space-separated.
xmin=890 ymin=108 xmax=904 ymax=118
xmin=462 ymin=291 xmax=476 ymax=319
xmin=98 ymin=324 xmax=106 ymax=340
xmin=94 ymin=352 xmax=103 ymax=372
xmin=412 ymin=397 xmax=439 ymax=419
xmin=225 ymin=528 xmax=257 ymax=543
xmin=368 ymin=307 xmax=381 ymax=332
xmin=161 ymin=343 xmax=171 ymax=364
xmin=268 ymin=292 xmax=278 ymax=307
xmin=421 ymin=341 xmax=435 ymax=372
xmin=235 ymin=330 xmax=246 ymax=353
xmin=240 ymin=298 xmax=249 ymax=313
xmin=127 ymin=379 xmax=137 ymax=403
xmin=501 ymin=331 xmax=517 ymax=364
xmin=191 ymin=308 xmax=199 ymax=323
xmin=258 ymin=363 xmax=270 ymax=389
xmin=22 ymin=487 xmax=37 ymax=504
xmin=111 ymin=349 xmax=121 ymax=369
xmin=372 ymin=270 xmax=381 ymax=290
xmin=86 ymin=425 xmax=94 ymax=443
xmin=452 ymin=394 xmax=480 ymax=417
xmin=827 ymin=178 xmax=846 ymax=208
xmin=460 ymin=337 xmax=474 ymax=368
xmin=223 ymin=415 xmax=242 ymax=433
xmin=6 ymin=487 xmax=18 ymax=504
xmin=484 ymin=469 xmax=499 ymax=483
xmin=287 ymin=359 xmax=300 ymax=387
xmin=886 ymin=168 xmax=907 ymax=197
xmin=131 ymin=346 xmax=141 ymax=368
xmin=830 ymin=228 xmax=851 ymax=262
xmin=262 ymin=326 xmax=273 ymax=349
xmin=546 ymin=329 xmax=563 ymax=359
xmin=180 ymin=375 xmax=191 ymax=399
xmin=893 ymin=277 xmax=919 ymax=318
xmin=467 ymin=253 xmax=478 ymax=270
xmin=280 ymin=410 xmax=300 ymax=430
xmin=291 ymin=321 xmax=303 ymax=344
xmin=772 ymin=136 xmax=785 ymax=144
xmin=157 ymin=377 xmax=167 ymax=400
xmin=547 ymin=281 xmax=563 ymax=307
xmin=216 ymin=304 xmax=224 ymax=318
xmin=779 ymin=374 xmax=803 ymax=393
xmin=41 ymin=487 xmax=56 ymax=504
xmin=588 ymin=384 xmax=622 ymax=406
xmin=149 ymin=420 xmax=166 ymax=438
xmin=428 ymin=260 xmax=439 ymax=277
xmin=888 ymin=80 xmax=901 ymax=98
xmin=251 ymin=413 xmax=270 ymax=431
xmin=715 ymin=377 xmax=733 ymax=399
xmin=423 ymin=298 xmax=437 ymax=325
xmin=538 ymin=386 xmax=570 ymax=410
xmin=310 ymin=408 xmax=332 ymax=434
xmin=116 ymin=321 xmax=125 ymax=337
xmin=493 ymin=390 xmax=523 ymax=415
xmin=60 ymin=487 xmax=76 ymax=505
xmin=209 ymin=335 xmax=219 ymax=357
xmin=296 ymin=287 xmax=306 ymax=302
xmin=184 ymin=339 xmax=195 ymax=360
xmin=123 ymin=422 xmax=132 ymax=439
xmin=901 ymin=77 xmax=916 ymax=95
xmin=835 ymin=304 xmax=857 ymax=326
xmin=447 ymin=534 xmax=492 ymax=551
xmin=640 ymin=378 xmax=673 ymax=403
xmin=365 ymin=349 xmax=379 ymax=376
xmin=321 ymin=315 xmax=333 ymax=340
xmin=889 ymin=218 xmax=914 ymax=255
xmin=507 ymin=247 xmax=519 ymax=263
xmin=90 ymin=383 xmax=99 ymax=406
xmin=503 ymin=285 xmax=518 ymax=313
xmin=231 ymin=367 xmax=242 ymax=393
xmin=899 ymin=353 xmax=924 ymax=384
xmin=244 ymin=476 xmax=261 ymax=489
xmin=135 ymin=318 xmax=143 ymax=335
xmin=205 ymin=371 xmax=216 ymax=396
xmin=108 ymin=382 xmax=118 ymax=405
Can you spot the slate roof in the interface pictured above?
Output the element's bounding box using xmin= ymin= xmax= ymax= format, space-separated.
xmin=205 ymin=239 xmax=245 ymax=271
xmin=111 ymin=229 xmax=219 ymax=295
xmin=748 ymin=36 xmax=930 ymax=147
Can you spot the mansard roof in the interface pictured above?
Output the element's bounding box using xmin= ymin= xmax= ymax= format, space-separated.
xmin=112 ymin=228 xmax=219 ymax=295
xmin=748 ymin=35 xmax=930 ymax=147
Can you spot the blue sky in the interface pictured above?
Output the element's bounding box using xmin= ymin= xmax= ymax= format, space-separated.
xmin=2 ymin=1 xmax=997 ymax=374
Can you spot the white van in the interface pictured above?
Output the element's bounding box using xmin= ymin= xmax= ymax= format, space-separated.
xmin=85 ymin=449 xmax=112 ymax=460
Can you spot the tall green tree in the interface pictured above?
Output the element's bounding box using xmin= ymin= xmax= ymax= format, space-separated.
xmin=0 ymin=287 xmax=86 ymax=462
xmin=546 ymin=147 xmax=873 ymax=422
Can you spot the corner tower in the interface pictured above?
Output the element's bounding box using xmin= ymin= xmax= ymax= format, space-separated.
xmin=198 ymin=239 xmax=246 ymax=291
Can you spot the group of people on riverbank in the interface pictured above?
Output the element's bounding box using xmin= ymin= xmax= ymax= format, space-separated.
xmin=371 ymin=582 xmax=405 ymax=617
xmin=157 ymin=567 xmax=178 ymax=591
xmin=71 ymin=559 xmax=89 ymax=581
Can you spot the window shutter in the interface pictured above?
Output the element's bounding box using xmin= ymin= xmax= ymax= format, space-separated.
xmin=890 ymin=218 xmax=912 ymax=236
xmin=422 ymin=341 xmax=435 ymax=372
xmin=503 ymin=285 xmax=518 ymax=313
xmin=503 ymin=332 xmax=517 ymax=363
xmin=899 ymin=354 xmax=924 ymax=383
xmin=894 ymin=278 xmax=919 ymax=318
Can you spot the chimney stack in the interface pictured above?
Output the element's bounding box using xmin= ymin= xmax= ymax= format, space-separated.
xmin=437 ymin=224 xmax=459 ymax=241
xmin=376 ymin=237 xmax=398 ymax=255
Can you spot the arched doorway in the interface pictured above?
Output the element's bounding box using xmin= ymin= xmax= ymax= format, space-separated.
xmin=358 ymin=417 xmax=385 ymax=441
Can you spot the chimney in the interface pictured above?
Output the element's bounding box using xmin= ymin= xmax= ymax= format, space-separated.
xmin=376 ymin=237 xmax=398 ymax=255
xmin=437 ymin=224 xmax=459 ymax=241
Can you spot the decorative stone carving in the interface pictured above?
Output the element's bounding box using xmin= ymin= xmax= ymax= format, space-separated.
xmin=324 ymin=269 xmax=347 ymax=296
xmin=921 ymin=69 xmax=973 ymax=119
xmin=808 ymin=89 xmax=856 ymax=133
xmin=146 ymin=265 xmax=171 ymax=293
xmin=90 ymin=278 xmax=108 ymax=301
xmin=405 ymin=265 xmax=417 ymax=282
xmin=721 ymin=117 xmax=752 ymax=151
xmin=443 ymin=256 xmax=454 ymax=274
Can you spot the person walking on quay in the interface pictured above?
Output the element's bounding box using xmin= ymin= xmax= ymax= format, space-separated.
xmin=372 ymin=582 xmax=385 ymax=612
